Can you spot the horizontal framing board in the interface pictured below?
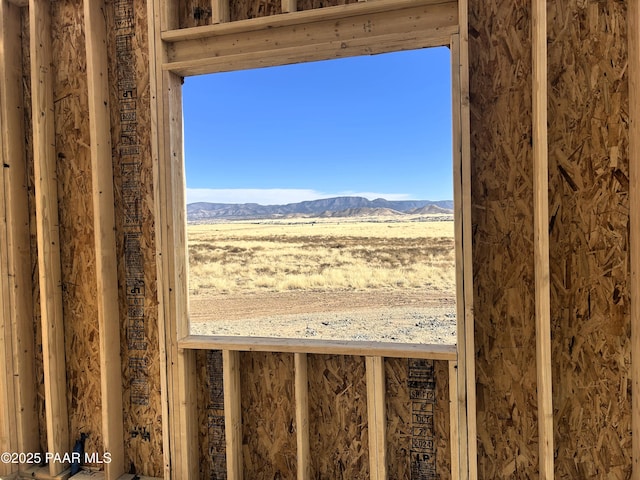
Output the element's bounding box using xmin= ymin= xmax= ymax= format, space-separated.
xmin=180 ymin=335 xmax=457 ymax=360
xmin=162 ymin=0 xmax=457 ymax=75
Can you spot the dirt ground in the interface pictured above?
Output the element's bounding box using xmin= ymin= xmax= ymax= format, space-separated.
xmin=189 ymin=287 xmax=457 ymax=344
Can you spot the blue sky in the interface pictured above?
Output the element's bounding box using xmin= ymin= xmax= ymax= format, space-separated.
xmin=183 ymin=46 xmax=452 ymax=205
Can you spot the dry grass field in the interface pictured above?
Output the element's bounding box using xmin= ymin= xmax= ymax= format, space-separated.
xmin=188 ymin=215 xmax=456 ymax=295
xmin=187 ymin=215 xmax=457 ymax=343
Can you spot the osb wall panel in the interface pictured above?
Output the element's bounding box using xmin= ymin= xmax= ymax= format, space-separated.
xmin=179 ymin=0 xmax=212 ymax=28
xmin=240 ymin=352 xmax=297 ymax=478
xmin=468 ymin=0 xmax=538 ymax=477
xmin=197 ymin=350 xmax=226 ymax=480
xmin=21 ymin=6 xmax=47 ymax=456
xmin=547 ymin=1 xmax=631 ymax=477
xmin=308 ymin=354 xmax=369 ymax=478
xmin=385 ymin=358 xmax=451 ymax=480
xmin=52 ymin=0 xmax=104 ymax=460
xmin=105 ymin=0 xmax=164 ymax=475
xmin=230 ymin=0 xmax=282 ymax=21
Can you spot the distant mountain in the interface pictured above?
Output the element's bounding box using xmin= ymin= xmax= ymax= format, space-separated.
xmin=187 ymin=196 xmax=453 ymax=222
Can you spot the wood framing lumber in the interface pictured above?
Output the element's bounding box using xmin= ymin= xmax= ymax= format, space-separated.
xmin=6 ymin=0 xmax=27 ymax=6
xmin=29 ymin=0 xmax=70 ymax=475
xmin=451 ymin=29 xmax=476 ymax=479
xmin=456 ymin=0 xmax=477 ymax=473
xmin=0 ymin=0 xmax=39 ymax=473
xmin=83 ymin=1 xmax=125 ymax=478
xmin=223 ymin=350 xmax=242 ymax=480
xmin=629 ymin=0 xmax=640 ymax=474
xmin=281 ymin=0 xmax=297 ymax=13
xmin=180 ymin=335 xmax=457 ymax=360
xmin=211 ymin=0 xmax=230 ymax=24
xmin=532 ymin=0 xmax=554 ymax=477
xmin=366 ymin=356 xmax=387 ymax=480
xmin=294 ymin=353 xmax=310 ymax=480
xmin=281 ymin=0 xmax=296 ymax=13
xmin=162 ymin=0 xmax=458 ymax=76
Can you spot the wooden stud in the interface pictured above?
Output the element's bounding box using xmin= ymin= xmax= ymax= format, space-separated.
xmin=454 ymin=0 xmax=477 ymax=475
xmin=629 ymin=0 xmax=640 ymax=475
xmin=150 ymin=0 xmax=199 ymax=475
xmin=281 ymin=0 xmax=296 ymax=13
xmin=179 ymin=335 xmax=457 ymax=361
xmin=451 ymin=30 xmax=476 ymax=480
xmin=223 ymin=350 xmax=242 ymax=480
xmin=29 ymin=0 xmax=70 ymax=475
xmin=0 ymin=0 xmax=39 ymax=474
xmin=0 ymin=105 xmax=18 ymax=479
xmin=6 ymin=0 xmax=27 ymax=6
xmin=162 ymin=0 xmax=458 ymax=76
xmin=212 ymin=0 xmax=229 ymax=24
xmin=294 ymin=353 xmax=310 ymax=480
xmin=84 ymin=1 xmax=125 ymax=478
xmin=366 ymin=356 xmax=387 ymax=480
xmin=532 ymin=0 xmax=554 ymax=477
xmin=448 ymin=361 xmax=460 ymax=480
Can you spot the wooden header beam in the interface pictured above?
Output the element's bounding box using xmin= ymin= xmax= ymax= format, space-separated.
xmin=161 ymin=0 xmax=458 ymax=76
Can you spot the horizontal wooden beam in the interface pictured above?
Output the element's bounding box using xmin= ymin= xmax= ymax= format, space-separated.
xmin=179 ymin=335 xmax=457 ymax=360
xmin=6 ymin=0 xmax=28 ymax=7
xmin=162 ymin=0 xmax=458 ymax=76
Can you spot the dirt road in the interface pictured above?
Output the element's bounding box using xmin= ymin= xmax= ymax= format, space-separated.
xmin=189 ymin=288 xmax=457 ymax=344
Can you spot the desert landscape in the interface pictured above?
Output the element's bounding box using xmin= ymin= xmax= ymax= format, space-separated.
xmin=187 ymin=209 xmax=457 ymax=344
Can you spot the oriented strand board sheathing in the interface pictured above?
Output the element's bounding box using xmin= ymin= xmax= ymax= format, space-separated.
xmin=51 ymin=0 xmax=104 ymax=461
xmin=547 ymin=1 xmax=631 ymax=477
xmin=230 ymin=0 xmax=281 ymax=21
xmin=434 ymin=360 xmax=451 ymax=479
xmin=197 ymin=350 xmax=227 ymax=480
xmin=21 ymin=6 xmax=47 ymax=456
xmin=385 ymin=358 xmax=411 ymax=479
xmin=179 ymin=0 xmax=213 ymax=28
xmin=385 ymin=359 xmax=452 ymax=480
xmin=308 ymin=354 xmax=369 ymax=478
xmin=296 ymin=0 xmax=358 ymax=11
xmin=240 ymin=352 xmax=297 ymax=479
xmin=105 ymin=0 xmax=164 ymax=475
xmin=467 ymin=0 xmax=539 ymax=477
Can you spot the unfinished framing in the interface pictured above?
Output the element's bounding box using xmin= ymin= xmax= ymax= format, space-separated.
xmin=0 ymin=0 xmax=637 ymax=479
xmin=151 ymin=0 xmax=475 ymax=478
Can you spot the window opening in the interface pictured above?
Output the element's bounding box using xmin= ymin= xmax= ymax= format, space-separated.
xmin=183 ymin=47 xmax=456 ymax=344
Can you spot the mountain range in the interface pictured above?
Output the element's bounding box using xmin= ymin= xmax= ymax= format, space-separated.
xmin=187 ymin=196 xmax=454 ymax=222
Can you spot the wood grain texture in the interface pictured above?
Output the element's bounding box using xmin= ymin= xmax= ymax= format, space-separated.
xmin=547 ymin=1 xmax=631 ymax=477
xmin=468 ymin=0 xmax=539 ymax=477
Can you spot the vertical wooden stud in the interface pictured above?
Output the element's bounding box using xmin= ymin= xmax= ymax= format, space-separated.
xmin=532 ymin=0 xmax=554 ymax=477
xmin=223 ymin=350 xmax=242 ymax=480
xmin=84 ymin=1 xmax=125 ymax=478
xmin=29 ymin=0 xmax=71 ymax=475
xmin=212 ymin=0 xmax=229 ymax=24
xmin=295 ymin=353 xmax=310 ymax=480
xmin=451 ymin=25 xmax=475 ymax=478
xmin=629 ymin=0 xmax=640 ymax=474
xmin=0 ymin=1 xmax=39 ymax=475
xmin=281 ymin=0 xmax=296 ymax=13
xmin=366 ymin=356 xmax=387 ymax=480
